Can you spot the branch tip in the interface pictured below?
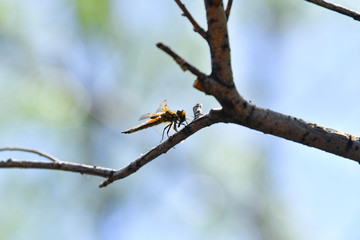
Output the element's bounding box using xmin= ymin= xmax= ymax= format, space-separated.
xmin=225 ymin=0 xmax=233 ymax=20
xmin=0 ymin=147 xmax=60 ymax=162
xmin=306 ymin=0 xmax=360 ymax=21
xmin=174 ymin=0 xmax=207 ymax=39
xmin=0 ymin=159 xmax=115 ymax=178
xmin=157 ymin=43 xmax=206 ymax=79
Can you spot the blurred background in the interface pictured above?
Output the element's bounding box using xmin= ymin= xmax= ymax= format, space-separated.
xmin=1 ymin=0 xmax=360 ymax=239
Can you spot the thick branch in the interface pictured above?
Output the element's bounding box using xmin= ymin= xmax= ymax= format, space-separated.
xmin=100 ymin=109 xmax=224 ymax=187
xmin=231 ymin=102 xmax=360 ymax=162
xmin=174 ymin=0 xmax=207 ymax=39
xmin=204 ymin=0 xmax=233 ymax=86
xmin=305 ymin=0 xmax=360 ymax=21
xmin=0 ymin=159 xmax=115 ymax=178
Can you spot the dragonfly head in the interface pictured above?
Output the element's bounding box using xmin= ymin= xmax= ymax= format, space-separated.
xmin=176 ymin=110 xmax=186 ymax=127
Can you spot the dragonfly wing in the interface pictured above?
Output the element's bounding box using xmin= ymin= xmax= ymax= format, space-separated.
xmin=155 ymin=100 xmax=168 ymax=113
xmin=139 ymin=113 xmax=156 ymax=121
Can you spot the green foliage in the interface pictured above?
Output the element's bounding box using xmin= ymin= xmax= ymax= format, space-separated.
xmin=74 ymin=0 xmax=110 ymax=32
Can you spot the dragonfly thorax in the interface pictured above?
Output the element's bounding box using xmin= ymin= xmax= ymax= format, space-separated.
xmin=176 ymin=110 xmax=186 ymax=127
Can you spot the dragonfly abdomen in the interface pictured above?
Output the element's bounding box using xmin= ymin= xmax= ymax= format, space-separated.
xmin=122 ymin=118 xmax=163 ymax=134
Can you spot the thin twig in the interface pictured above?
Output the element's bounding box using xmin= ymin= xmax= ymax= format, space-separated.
xmin=0 ymin=159 xmax=115 ymax=178
xmin=305 ymin=0 xmax=360 ymax=21
xmin=0 ymin=147 xmax=60 ymax=162
xmin=225 ymin=0 xmax=233 ymax=20
xmin=174 ymin=0 xmax=207 ymax=39
xmin=156 ymin=42 xmax=206 ymax=78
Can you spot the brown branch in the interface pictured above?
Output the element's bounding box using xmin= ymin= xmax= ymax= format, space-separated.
xmin=0 ymin=147 xmax=60 ymax=162
xmin=156 ymin=42 xmax=206 ymax=78
xmin=225 ymin=0 xmax=233 ymax=20
xmin=0 ymin=159 xmax=115 ymax=178
xmin=174 ymin=0 xmax=207 ymax=39
xmin=231 ymin=102 xmax=360 ymax=162
xmin=305 ymin=0 xmax=360 ymax=21
xmin=100 ymin=109 xmax=224 ymax=187
xmin=204 ymin=0 xmax=234 ymax=89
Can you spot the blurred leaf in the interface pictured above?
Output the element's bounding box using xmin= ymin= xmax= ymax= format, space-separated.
xmin=74 ymin=0 xmax=110 ymax=32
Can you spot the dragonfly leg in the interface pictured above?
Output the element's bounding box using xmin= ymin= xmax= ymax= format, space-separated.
xmin=162 ymin=122 xmax=172 ymax=142
xmin=161 ymin=127 xmax=166 ymax=142
xmin=174 ymin=121 xmax=178 ymax=132
xmin=166 ymin=121 xmax=173 ymax=137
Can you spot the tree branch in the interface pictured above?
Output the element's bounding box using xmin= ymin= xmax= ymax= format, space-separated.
xmin=199 ymin=0 xmax=249 ymax=113
xmin=204 ymin=0 xmax=234 ymax=87
xmin=305 ymin=0 xmax=360 ymax=21
xmin=174 ymin=0 xmax=207 ymax=39
xmin=230 ymin=102 xmax=360 ymax=162
xmin=0 ymin=159 xmax=115 ymax=178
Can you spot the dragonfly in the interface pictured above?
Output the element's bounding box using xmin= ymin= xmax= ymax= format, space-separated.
xmin=122 ymin=100 xmax=190 ymax=141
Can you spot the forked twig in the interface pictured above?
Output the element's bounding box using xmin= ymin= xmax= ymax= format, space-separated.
xmin=305 ymin=0 xmax=360 ymax=21
xmin=174 ymin=0 xmax=207 ymax=39
xmin=0 ymin=147 xmax=60 ymax=162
